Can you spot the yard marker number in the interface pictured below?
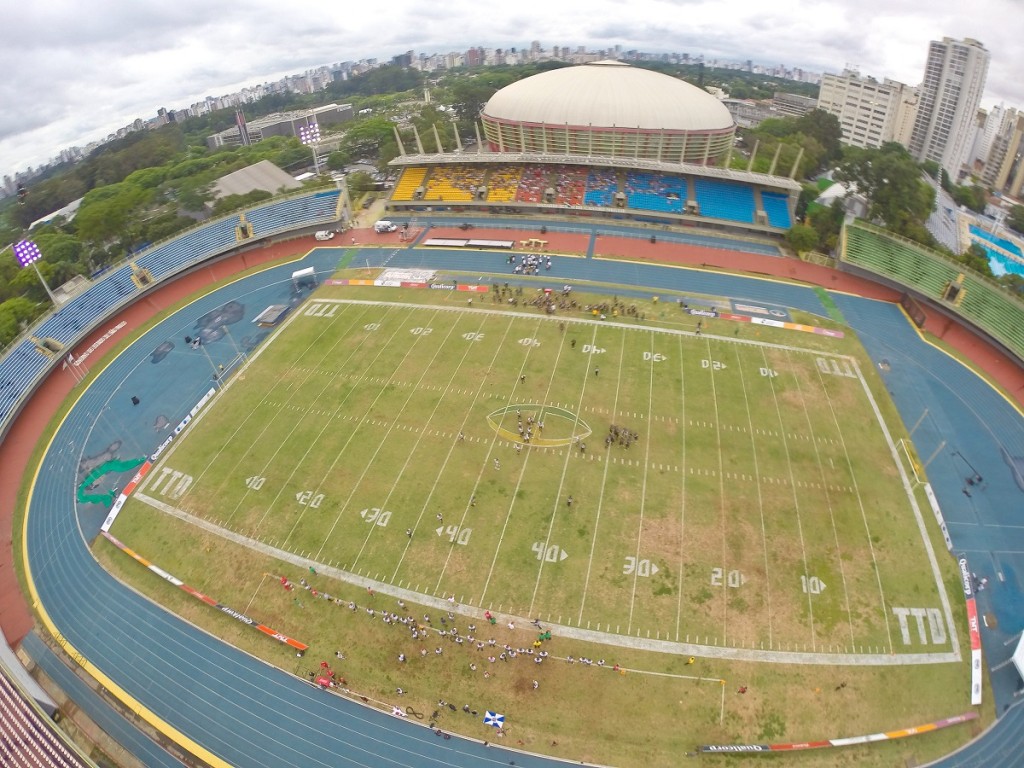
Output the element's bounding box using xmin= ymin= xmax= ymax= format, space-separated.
xmin=701 ymin=360 xmax=726 ymax=370
xmin=410 ymin=327 xmax=433 ymax=336
xmin=149 ymin=468 xmax=193 ymax=499
xmin=816 ymin=357 xmax=856 ymax=378
xmin=519 ymin=337 xmax=541 ymax=347
xmin=437 ymin=525 xmax=472 ymax=545
xmin=305 ymin=303 xmax=338 ymax=318
xmin=801 ymin=575 xmax=827 ymax=594
xmin=359 ymin=508 xmax=391 ymax=526
xmin=296 ymin=491 xmax=324 ymax=508
xmin=583 ymin=344 xmax=606 ymax=354
xmin=462 ymin=332 xmax=484 ymax=342
xmin=245 ymin=476 xmax=266 ymax=490
xmin=532 ymin=542 xmax=568 ymax=561
xmin=892 ymin=607 xmax=947 ymax=645
xmin=710 ymin=567 xmax=745 ymax=587
xmin=623 ymin=557 xmax=659 ymax=576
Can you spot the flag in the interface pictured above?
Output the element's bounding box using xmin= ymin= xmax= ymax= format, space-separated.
xmin=483 ymin=711 xmax=505 ymax=728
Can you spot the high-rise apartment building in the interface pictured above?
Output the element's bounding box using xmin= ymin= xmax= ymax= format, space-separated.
xmin=816 ymin=70 xmax=916 ymax=149
xmin=908 ymin=37 xmax=990 ymax=180
xmin=984 ymin=111 xmax=1024 ymax=199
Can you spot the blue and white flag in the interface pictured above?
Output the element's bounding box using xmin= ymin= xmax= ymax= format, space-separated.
xmin=483 ymin=711 xmax=505 ymax=728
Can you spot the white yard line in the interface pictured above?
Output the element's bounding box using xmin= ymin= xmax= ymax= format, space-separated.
xmin=347 ymin=315 xmax=469 ymax=568
xmin=735 ymin=346 xmax=773 ymax=647
xmin=525 ymin=326 xmax=592 ymax=617
xmin=851 ymin=357 xmax=960 ymax=657
xmin=765 ymin=350 xmax=818 ymax=649
xmin=786 ymin=348 xmax=856 ymax=647
xmin=314 ymin=309 xmax=448 ymax=559
xmin=250 ymin=305 xmax=407 ymax=539
xmin=133 ymin=483 xmax=960 ymax=665
xmin=394 ymin=316 xmax=516 ymax=584
xmin=674 ymin=334 xmax=688 ymax=642
xmin=150 ymin=302 xmax=377 ymax=517
xmin=476 ymin=318 xmax=549 ymax=606
xmin=626 ymin=330 xmax=656 ymax=634
xmin=577 ymin=329 xmax=626 ymax=623
xmin=705 ymin=336 xmax=731 ymax=646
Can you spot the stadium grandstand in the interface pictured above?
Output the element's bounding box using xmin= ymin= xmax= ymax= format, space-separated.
xmin=386 ymin=61 xmax=800 ymax=236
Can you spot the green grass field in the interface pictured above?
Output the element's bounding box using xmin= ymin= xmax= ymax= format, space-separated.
xmin=97 ymin=281 xmax=982 ymax=766
xmin=130 ymin=291 xmax=955 ymax=661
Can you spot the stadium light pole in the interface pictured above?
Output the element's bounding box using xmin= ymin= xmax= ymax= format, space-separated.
xmin=220 ymin=324 xmax=246 ymax=362
xmin=185 ymin=335 xmax=221 ymax=388
xmin=299 ymin=120 xmax=322 ymax=175
xmin=14 ymin=239 xmax=59 ymax=306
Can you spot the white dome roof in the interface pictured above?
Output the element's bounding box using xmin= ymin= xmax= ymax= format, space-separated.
xmin=482 ymin=61 xmax=734 ymax=132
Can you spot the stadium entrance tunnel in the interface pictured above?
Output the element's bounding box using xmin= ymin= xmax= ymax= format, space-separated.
xmin=486 ymin=404 xmax=592 ymax=448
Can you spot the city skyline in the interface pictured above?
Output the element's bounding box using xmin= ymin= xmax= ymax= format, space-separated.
xmin=3 ymin=0 xmax=1023 ymax=179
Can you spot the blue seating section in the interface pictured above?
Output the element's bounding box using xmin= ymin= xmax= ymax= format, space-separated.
xmin=693 ymin=179 xmax=756 ymax=224
xmin=760 ymin=191 xmax=792 ymax=229
xmin=0 ymin=189 xmax=340 ymax=428
xmin=583 ymin=170 xmax=617 ymax=207
xmin=245 ymin=191 xmax=340 ymax=239
xmin=625 ymin=172 xmax=686 ymax=213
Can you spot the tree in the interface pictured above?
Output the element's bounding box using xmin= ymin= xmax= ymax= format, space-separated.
xmin=346 ymin=172 xmax=375 ymax=195
xmin=961 ymin=243 xmax=994 ymax=277
xmin=835 ymin=143 xmax=934 ymax=238
xmin=211 ymin=189 xmax=273 ymax=217
xmin=793 ymin=110 xmax=843 ymax=165
xmin=809 ymin=199 xmax=846 ymax=254
xmin=786 ymin=224 xmax=819 ymax=254
xmin=949 ymin=183 xmax=987 ymax=213
xmin=998 ymin=272 xmax=1024 ymax=294
xmin=326 ymin=151 xmax=350 ymax=171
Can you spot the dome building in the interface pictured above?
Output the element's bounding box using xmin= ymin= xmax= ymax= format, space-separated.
xmin=480 ymin=61 xmax=736 ymax=164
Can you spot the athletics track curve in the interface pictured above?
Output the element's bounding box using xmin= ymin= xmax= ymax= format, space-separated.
xmin=12 ymin=228 xmax=1024 ymax=767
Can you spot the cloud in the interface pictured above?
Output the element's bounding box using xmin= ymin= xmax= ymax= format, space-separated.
xmin=1 ymin=0 xmax=1022 ymax=175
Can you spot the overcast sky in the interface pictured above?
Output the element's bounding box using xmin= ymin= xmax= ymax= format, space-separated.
xmin=3 ymin=0 xmax=1022 ymax=177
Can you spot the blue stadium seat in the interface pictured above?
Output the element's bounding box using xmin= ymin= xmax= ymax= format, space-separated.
xmin=761 ymin=191 xmax=792 ymax=229
xmin=693 ymin=179 xmax=756 ymax=224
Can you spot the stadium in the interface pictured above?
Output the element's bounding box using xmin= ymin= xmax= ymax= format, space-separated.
xmin=387 ymin=61 xmax=800 ymax=235
xmin=0 ymin=61 xmax=1023 ymax=768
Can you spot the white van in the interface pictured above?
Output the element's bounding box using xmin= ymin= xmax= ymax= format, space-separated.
xmin=314 ymin=230 xmax=335 ymax=241
xmin=374 ymin=220 xmax=398 ymax=233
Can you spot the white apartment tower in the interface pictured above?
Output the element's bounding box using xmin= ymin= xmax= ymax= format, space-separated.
xmin=816 ymin=70 xmax=915 ymax=149
xmin=908 ymin=37 xmax=990 ymax=180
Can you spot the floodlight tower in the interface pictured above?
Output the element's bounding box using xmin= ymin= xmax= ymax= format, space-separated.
xmin=299 ymin=120 xmax=322 ymax=174
xmin=13 ymin=239 xmax=59 ymax=306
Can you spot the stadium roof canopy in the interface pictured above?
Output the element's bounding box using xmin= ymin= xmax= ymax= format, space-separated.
xmin=482 ymin=60 xmax=734 ymax=132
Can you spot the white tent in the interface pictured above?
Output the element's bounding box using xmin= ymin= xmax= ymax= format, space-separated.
xmin=1012 ymin=634 xmax=1024 ymax=684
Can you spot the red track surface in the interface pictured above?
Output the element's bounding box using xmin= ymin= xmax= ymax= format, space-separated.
xmin=2 ymin=229 xmax=1022 ymax=646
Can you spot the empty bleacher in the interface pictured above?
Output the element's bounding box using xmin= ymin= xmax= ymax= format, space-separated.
xmin=760 ymin=191 xmax=792 ymax=229
xmin=392 ymin=167 xmax=428 ymax=201
xmin=693 ymin=178 xmax=756 ymax=224
xmin=841 ymin=220 xmax=1024 ymax=361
